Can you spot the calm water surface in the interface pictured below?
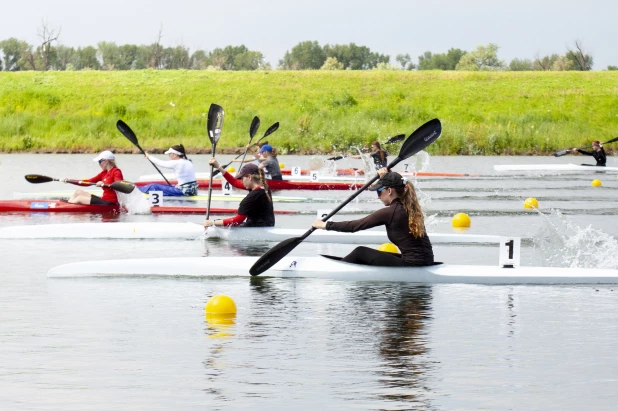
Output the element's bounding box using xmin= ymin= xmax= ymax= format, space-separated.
xmin=1 ymin=154 xmax=617 ymax=410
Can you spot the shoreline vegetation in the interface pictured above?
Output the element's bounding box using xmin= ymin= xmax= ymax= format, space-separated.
xmin=1 ymin=70 xmax=617 ymax=155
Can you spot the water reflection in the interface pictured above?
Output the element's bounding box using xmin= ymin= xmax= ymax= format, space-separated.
xmin=346 ymin=284 xmax=435 ymax=409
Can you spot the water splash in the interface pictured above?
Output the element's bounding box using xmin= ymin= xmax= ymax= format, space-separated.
xmin=534 ymin=209 xmax=618 ymax=269
xmin=117 ymin=191 xmax=152 ymax=215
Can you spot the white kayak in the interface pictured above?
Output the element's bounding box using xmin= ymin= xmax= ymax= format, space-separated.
xmin=0 ymin=222 xmax=502 ymax=244
xmin=494 ymin=164 xmax=618 ymax=172
xmin=47 ymin=255 xmax=618 ymax=284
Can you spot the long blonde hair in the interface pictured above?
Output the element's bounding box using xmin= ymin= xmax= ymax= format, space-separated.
xmin=394 ymin=182 xmax=425 ymax=238
xmin=251 ymin=168 xmax=271 ymax=202
xmin=106 ymin=159 xmax=118 ymax=169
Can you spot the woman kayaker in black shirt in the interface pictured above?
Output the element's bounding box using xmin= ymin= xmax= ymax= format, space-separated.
xmin=350 ymin=141 xmax=389 ymax=170
xmin=204 ymin=161 xmax=275 ymax=228
xmin=572 ymin=141 xmax=607 ymax=166
xmin=312 ymin=170 xmax=434 ymax=266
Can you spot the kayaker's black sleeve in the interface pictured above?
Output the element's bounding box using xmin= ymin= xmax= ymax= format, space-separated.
xmin=325 ymin=206 xmax=394 ymax=233
xmin=577 ymin=149 xmax=594 ymax=156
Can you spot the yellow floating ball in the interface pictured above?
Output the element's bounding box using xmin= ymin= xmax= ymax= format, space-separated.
xmin=452 ymin=213 xmax=471 ymax=228
xmin=279 ymin=163 xmax=285 ymax=169
xmin=591 ymin=179 xmax=602 ymax=187
xmin=378 ymin=243 xmax=399 ymax=254
xmin=227 ymin=166 xmax=236 ymax=173
xmin=205 ymin=294 xmax=237 ymax=314
xmin=524 ymin=197 xmax=539 ymax=209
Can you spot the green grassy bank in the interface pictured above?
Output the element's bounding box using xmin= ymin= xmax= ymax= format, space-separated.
xmin=1 ymin=70 xmax=617 ymax=154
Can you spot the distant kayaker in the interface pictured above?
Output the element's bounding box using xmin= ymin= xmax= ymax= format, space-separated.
xmin=312 ymin=170 xmax=434 ymax=267
xmin=231 ymin=141 xmax=271 ymax=165
xmin=204 ymin=160 xmax=275 ymax=227
xmin=572 ymin=141 xmax=606 ymax=166
xmin=138 ymin=144 xmax=198 ymax=196
xmin=257 ymin=144 xmax=283 ymax=180
xmin=350 ymin=141 xmax=388 ymax=170
xmin=63 ymin=150 xmax=124 ymax=206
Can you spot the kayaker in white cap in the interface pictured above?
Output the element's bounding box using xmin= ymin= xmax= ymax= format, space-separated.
xmin=138 ymin=144 xmax=198 ymax=196
xmin=63 ymin=150 xmax=124 ymax=205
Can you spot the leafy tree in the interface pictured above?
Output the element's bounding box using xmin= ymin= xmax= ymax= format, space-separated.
xmin=532 ymin=53 xmax=559 ymax=71
xmin=190 ymin=50 xmax=210 ymax=70
xmin=509 ymin=58 xmax=532 ymax=71
xmin=323 ymin=43 xmax=389 ymax=70
xmin=395 ymin=53 xmax=415 ymax=70
xmin=72 ymin=46 xmax=101 ymax=70
xmin=0 ymin=38 xmax=32 ymax=71
xmin=233 ymin=50 xmax=264 ymax=70
xmin=161 ymin=45 xmax=190 ymax=69
xmin=608 ymin=65 xmax=618 ymax=71
xmin=551 ymin=55 xmax=573 ymax=71
xmin=279 ymin=41 xmax=325 ymax=69
xmin=209 ymin=45 xmax=253 ymax=70
xmin=97 ymin=41 xmax=121 ymax=70
xmin=418 ymin=48 xmax=466 ymax=70
xmin=321 ymin=57 xmax=344 ymax=70
xmin=456 ymin=43 xmax=505 ymax=71
xmin=373 ymin=62 xmax=399 ymax=70
xmin=54 ymin=45 xmax=75 ymax=70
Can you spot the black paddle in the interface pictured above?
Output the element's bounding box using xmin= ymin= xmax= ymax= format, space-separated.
xmin=205 ymin=104 xmax=225 ymax=220
xmin=326 ymin=134 xmax=406 ymax=161
xmin=213 ymin=121 xmax=280 ymax=177
xmin=24 ymin=174 xmax=135 ymax=194
xmin=249 ymin=118 xmax=442 ymax=276
xmin=553 ymin=136 xmax=618 ymax=157
xmin=116 ymin=120 xmax=172 ymax=185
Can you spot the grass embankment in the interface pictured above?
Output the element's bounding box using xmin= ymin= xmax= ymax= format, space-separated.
xmin=1 ymin=70 xmax=617 ymax=154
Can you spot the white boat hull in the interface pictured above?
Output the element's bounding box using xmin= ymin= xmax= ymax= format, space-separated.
xmin=47 ymin=256 xmax=618 ymax=284
xmin=494 ymin=164 xmax=618 ymax=172
xmin=0 ymin=223 xmax=502 ymax=244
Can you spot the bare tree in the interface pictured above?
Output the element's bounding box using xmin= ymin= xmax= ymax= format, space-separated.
xmin=533 ymin=53 xmax=552 ymax=71
xmin=566 ymin=40 xmax=593 ymax=71
xmin=37 ymin=20 xmax=61 ymax=70
xmin=149 ymin=24 xmax=164 ymax=69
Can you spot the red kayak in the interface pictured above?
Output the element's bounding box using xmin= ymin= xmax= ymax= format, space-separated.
xmin=0 ymin=200 xmax=120 ymax=214
xmin=151 ymin=207 xmax=297 ymax=215
xmin=0 ymin=200 xmax=296 ymax=215
xmin=280 ymin=168 xmax=477 ymax=177
xmin=135 ymin=179 xmax=364 ymax=191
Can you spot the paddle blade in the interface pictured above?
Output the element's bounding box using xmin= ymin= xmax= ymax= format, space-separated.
xmin=109 ymin=180 xmax=136 ymax=194
xmin=250 ymin=116 xmax=260 ymax=139
xmin=262 ymin=122 xmax=280 ymax=139
xmin=116 ymin=120 xmax=139 ymax=146
xmin=327 ymin=156 xmax=344 ymax=161
xmin=394 ymin=119 xmax=442 ymax=165
xmin=553 ymin=149 xmax=570 ymax=157
xmin=385 ymin=134 xmax=406 ymax=144
xmin=25 ymin=174 xmax=55 ymax=184
xmin=602 ymin=136 xmax=618 ymax=145
xmin=249 ymin=237 xmax=304 ymax=276
xmin=207 ymin=104 xmax=225 ymax=145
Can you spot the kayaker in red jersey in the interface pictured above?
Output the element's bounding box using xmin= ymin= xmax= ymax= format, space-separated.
xmin=63 ymin=151 xmax=124 ymax=206
xmin=203 ymin=159 xmax=275 ymax=227
xmin=312 ymin=169 xmax=434 ymax=266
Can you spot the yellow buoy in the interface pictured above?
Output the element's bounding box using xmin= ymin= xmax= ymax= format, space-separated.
xmin=452 ymin=213 xmax=471 ymax=228
xmin=279 ymin=163 xmax=285 ymax=169
xmin=524 ymin=197 xmax=539 ymax=209
xmin=227 ymin=166 xmax=236 ymax=173
xmin=205 ymin=294 xmax=237 ymax=314
xmin=591 ymin=179 xmax=602 ymax=187
xmin=378 ymin=243 xmax=399 ymax=254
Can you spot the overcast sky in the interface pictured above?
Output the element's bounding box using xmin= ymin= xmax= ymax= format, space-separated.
xmin=1 ymin=0 xmax=616 ymax=69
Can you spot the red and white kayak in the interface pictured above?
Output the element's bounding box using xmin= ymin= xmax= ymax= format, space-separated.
xmin=281 ymin=168 xmax=477 ymax=177
xmin=136 ymin=179 xmax=365 ymax=191
xmin=0 ymin=200 xmax=296 ymax=215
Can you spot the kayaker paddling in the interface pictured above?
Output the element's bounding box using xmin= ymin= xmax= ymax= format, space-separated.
xmin=63 ymin=151 xmax=124 ymax=206
xmin=350 ymin=141 xmax=389 ymax=170
xmin=572 ymin=141 xmax=607 ymax=166
xmin=138 ymin=144 xmax=198 ymax=196
xmin=312 ymin=170 xmax=434 ymax=266
xmin=204 ymin=160 xmax=275 ymax=227
xmin=257 ymin=144 xmax=283 ymax=180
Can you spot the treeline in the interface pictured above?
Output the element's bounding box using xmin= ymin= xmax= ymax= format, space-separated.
xmin=0 ymin=25 xmax=616 ymax=71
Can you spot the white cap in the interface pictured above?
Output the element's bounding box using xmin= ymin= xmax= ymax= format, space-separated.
xmin=93 ymin=150 xmax=115 ymax=162
xmin=164 ymin=147 xmax=183 ymax=156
